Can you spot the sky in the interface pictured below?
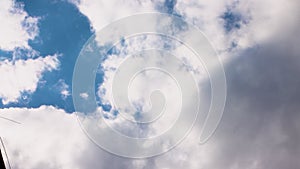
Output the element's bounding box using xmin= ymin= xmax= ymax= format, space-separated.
xmin=0 ymin=0 xmax=300 ymax=168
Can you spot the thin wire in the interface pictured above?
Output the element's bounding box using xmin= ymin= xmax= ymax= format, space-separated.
xmin=0 ymin=116 xmax=21 ymax=125
xmin=0 ymin=137 xmax=11 ymax=169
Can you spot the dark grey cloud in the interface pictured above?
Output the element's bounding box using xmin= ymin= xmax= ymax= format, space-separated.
xmin=196 ymin=19 xmax=300 ymax=169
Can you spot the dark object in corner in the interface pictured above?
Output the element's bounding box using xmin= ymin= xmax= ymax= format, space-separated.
xmin=0 ymin=148 xmax=6 ymax=169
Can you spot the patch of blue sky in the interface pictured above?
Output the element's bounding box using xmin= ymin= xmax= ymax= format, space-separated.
xmin=221 ymin=7 xmax=250 ymax=33
xmin=0 ymin=50 xmax=13 ymax=61
xmin=1 ymin=0 xmax=93 ymax=113
xmin=156 ymin=0 xmax=179 ymax=16
xmin=222 ymin=10 xmax=242 ymax=32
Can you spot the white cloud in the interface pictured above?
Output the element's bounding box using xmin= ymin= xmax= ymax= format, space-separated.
xmin=61 ymin=89 xmax=70 ymax=99
xmin=93 ymin=34 xmax=207 ymax=139
xmin=174 ymin=0 xmax=300 ymax=60
xmin=72 ymin=0 xmax=299 ymax=61
xmin=55 ymin=79 xmax=70 ymax=100
xmin=70 ymin=0 xmax=160 ymax=31
xmin=0 ymin=106 xmax=212 ymax=169
xmin=0 ymin=106 xmax=88 ymax=169
xmin=0 ymin=55 xmax=59 ymax=104
xmin=0 ymin=0 xmax=63 ymax=104
xmin=72 ymin=0 xmax=300 ymax=142
xmin=0 ymin=95 xmax=299 ymax=169
xmin=0 ymin=0 xmax=39 ymax=51
xmin=79 ymin=92 xmax=89 ymax=100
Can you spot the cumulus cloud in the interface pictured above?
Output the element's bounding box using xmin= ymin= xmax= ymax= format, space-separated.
xmin=1 ymin=30 xmax=300 ymax=168
xmin=0 ymin=0 xmax=39 ymax=51
xmin=69 ymin=0 xmax=300 ymax=168
xmin=70 ymin=0 xmax=159 ymax=31
xmin=174 ymin=0 xmax=300 ymax=60
xmin=0 ymin=105 xmax=213 ymax=169
xmin=0 ymin=55 xmax=59 ymax=104
xmin=0 ymin=106 xmax=199 ymax=169
xmin=0 ymin=0 xmax=298 ymax=169
xmin=0 ymin=106 xmax=87 ymax=169
xmin=91 ymin=34 xmax=208 ymax=141
xmin=2 ymin=74 xmax=299 ymax=169
xmin=0 ymin=0 xmax=62 ymax=105
xmin=72 ymin=0 xmax=299 ymax=60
